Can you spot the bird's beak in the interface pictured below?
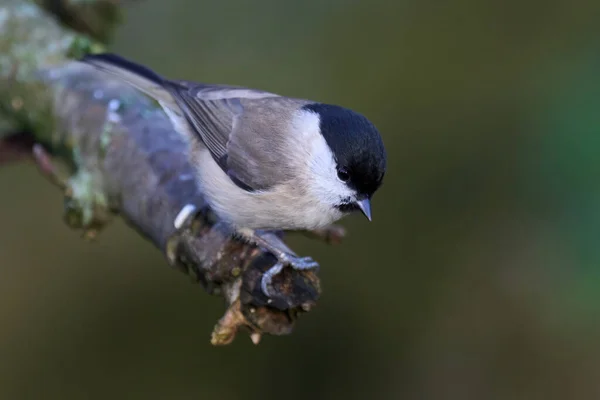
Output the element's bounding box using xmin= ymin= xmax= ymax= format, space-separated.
xmin=356 ymin=199 xmax=372 ymax=221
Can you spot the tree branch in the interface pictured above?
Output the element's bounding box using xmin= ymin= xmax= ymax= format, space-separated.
xmin=0 ymin=0 xmax=321 ymax=345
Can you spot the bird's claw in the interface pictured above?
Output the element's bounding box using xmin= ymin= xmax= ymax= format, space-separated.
xmin=261 ymin=255 xmax=319 ymax=296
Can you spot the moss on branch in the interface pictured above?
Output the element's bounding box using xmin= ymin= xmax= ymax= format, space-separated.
xmin=0 ymin=0 xmax=321 ymax=345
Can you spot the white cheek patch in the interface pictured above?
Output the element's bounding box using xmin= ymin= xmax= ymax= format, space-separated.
xmin=289 ymin=109 xmax=322 ymax=160
xmin=309 ymin=141 xmax=354 ymax=204
xmin=291 ymin=110 xmax=355 ymax=206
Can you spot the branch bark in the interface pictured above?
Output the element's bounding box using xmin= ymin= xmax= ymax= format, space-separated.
xmin=0 ymin=0 xmax=321 ymax=345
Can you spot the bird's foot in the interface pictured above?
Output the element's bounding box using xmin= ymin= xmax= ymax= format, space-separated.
xmin=261 ymin=253 xmax=320 ymax=297
xmin=236 ymin=228 xmax=321 ymax=297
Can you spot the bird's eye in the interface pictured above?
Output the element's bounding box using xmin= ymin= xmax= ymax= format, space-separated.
xmin=337 ymin=168 xmax=350 ymax=182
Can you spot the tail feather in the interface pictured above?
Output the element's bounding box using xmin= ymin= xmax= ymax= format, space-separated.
xmin=80 ymin=53 xmax=164 ymax=85
xmin=79 ymin=53 xmax=174 ymax=104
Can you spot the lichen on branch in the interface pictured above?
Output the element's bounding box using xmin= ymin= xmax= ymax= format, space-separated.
xmin=0 ymin=0 xmax=323 ymax=345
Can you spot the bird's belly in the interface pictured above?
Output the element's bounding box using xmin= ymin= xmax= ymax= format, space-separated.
xmin=234 ymin=193 xmax=342 ymax=230
xmin=194 ymin=150 xmax=342 ymax=231
xmin=209 ymin=187 xmax=341 ymax=231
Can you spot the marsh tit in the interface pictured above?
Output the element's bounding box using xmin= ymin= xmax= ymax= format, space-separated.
xmin=79 ymin=53 xmax=387 ymax=296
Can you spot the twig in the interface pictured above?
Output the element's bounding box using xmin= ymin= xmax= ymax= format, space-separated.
xmin=0 ymin=0 xmax=324 ymax=345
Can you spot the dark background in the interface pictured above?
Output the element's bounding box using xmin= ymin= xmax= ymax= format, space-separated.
xmin=2 ymin=0 xmax=600 ymax=398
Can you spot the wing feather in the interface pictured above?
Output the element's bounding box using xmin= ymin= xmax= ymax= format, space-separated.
xmin=166 ymin=83 xmax=296 ymax=191
xmin=79 ymin=53 xmax=295 ymax=192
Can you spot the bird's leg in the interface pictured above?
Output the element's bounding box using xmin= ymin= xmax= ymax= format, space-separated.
xmin=301 ymin=224 xmax=346 ymax=245
xmin=236 ymin=228 xmax=320 ymax=296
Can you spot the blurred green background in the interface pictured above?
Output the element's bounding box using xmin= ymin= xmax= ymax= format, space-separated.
xmin=2 ymin=0 xmax=600 ymax=398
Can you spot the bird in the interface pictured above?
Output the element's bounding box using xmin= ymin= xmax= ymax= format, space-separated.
xmin=78 ymin=53 xmax=387 ymax=296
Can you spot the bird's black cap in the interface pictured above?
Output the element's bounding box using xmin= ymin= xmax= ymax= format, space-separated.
xmin=302 ymin=103 xmax=387 ymax=199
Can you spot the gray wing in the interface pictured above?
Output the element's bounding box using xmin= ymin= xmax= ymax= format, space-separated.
xmin=77 ymin=53 xmax=294 ymax=190
xmin=77 ymin=53 xmax=296 ymax=191
xmin=174 ymin=81 xmax=280 ymax=101
xmin=165 ymin=81 xmax=297 ymax=191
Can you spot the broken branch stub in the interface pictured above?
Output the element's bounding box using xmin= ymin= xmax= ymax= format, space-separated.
xmin=39 ymin=63 xmax=321 ymax=345
xmin=2 ymin=0 xmax=325 ymax=345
